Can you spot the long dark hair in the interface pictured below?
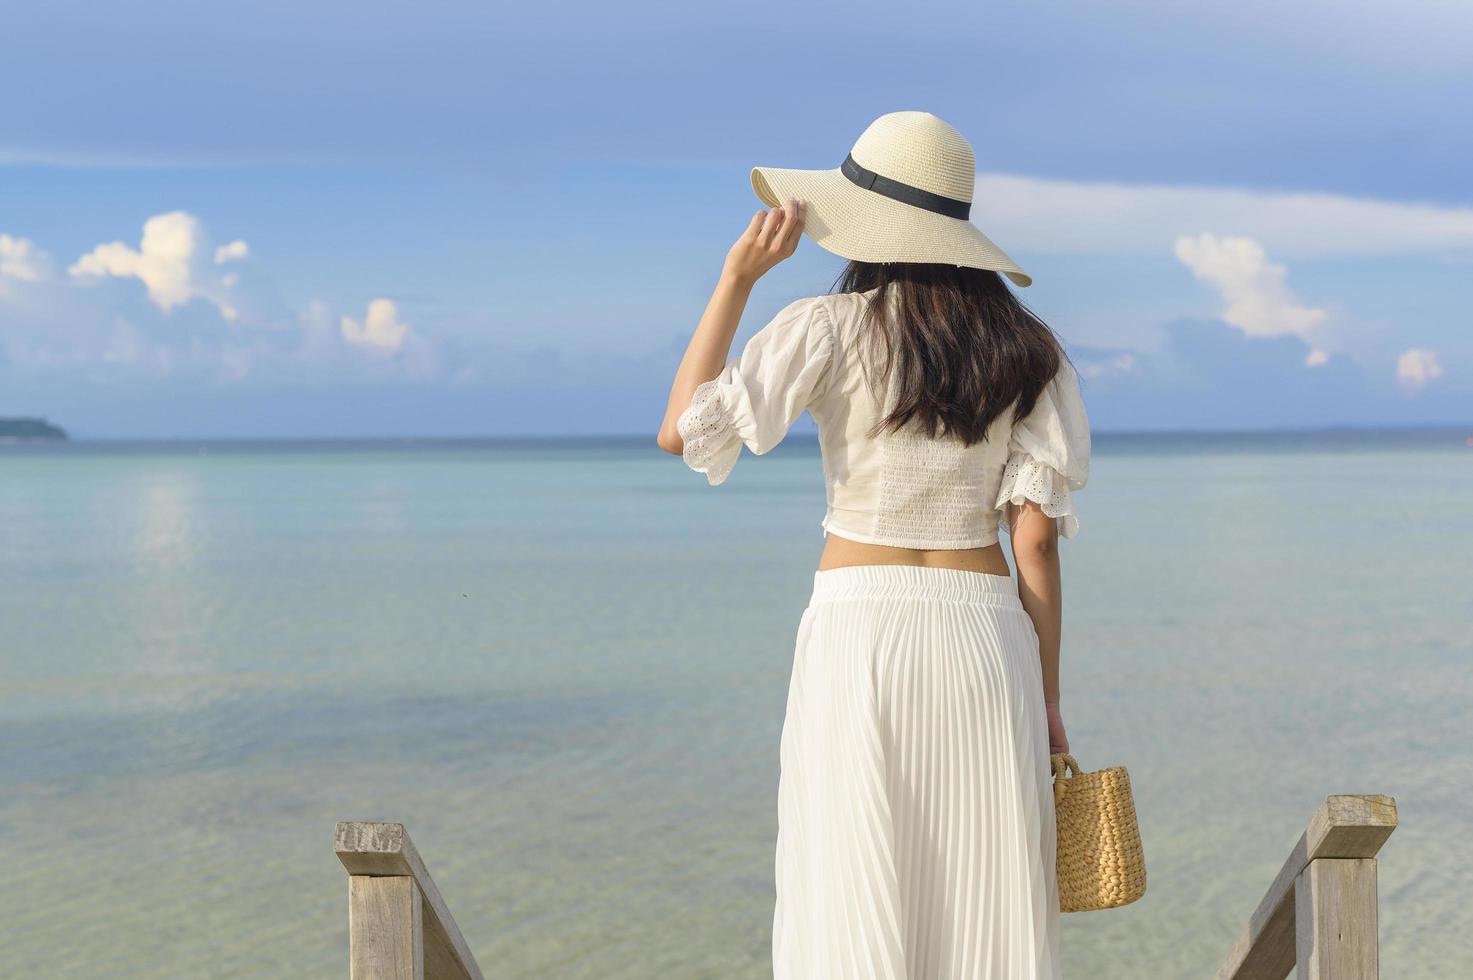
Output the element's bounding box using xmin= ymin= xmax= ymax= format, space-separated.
xmin=833 ymin=261 xmax=1065 ymax=446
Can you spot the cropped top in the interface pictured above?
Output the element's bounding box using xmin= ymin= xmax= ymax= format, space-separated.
xmin=675 ymin=287 xmax=1091 ymax=549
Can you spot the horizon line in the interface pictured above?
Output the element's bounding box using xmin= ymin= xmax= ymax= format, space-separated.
xmin=14 ymin=422 xmax=1473 ymax=445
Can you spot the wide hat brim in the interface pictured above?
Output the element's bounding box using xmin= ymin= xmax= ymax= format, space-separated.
xmin=751 ymin=165 xmax=1031 ymax=288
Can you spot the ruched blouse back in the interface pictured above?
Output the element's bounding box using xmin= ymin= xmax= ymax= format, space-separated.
xmin=676 ymin=287 xmax=1091 ymax=548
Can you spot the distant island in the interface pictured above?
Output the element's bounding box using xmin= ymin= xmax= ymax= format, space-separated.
xmin=0 ymin=417 xmax=68 ymax=442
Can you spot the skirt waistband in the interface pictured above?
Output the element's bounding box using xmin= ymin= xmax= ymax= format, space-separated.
xmin=810 ymin=564 xmax=1021 ymax=605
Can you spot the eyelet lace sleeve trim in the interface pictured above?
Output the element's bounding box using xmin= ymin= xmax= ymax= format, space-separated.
xmin=995 ymin=453 xmax=1080 ymax=539
xmin=676 ymin=378 xmax=742 ymax=486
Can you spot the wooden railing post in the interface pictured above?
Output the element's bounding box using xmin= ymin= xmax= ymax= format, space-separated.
xmin=348 ymin=874 xmax=424 ymax=979
xmin=1295 ymin=857 xmax=1378 ymax=979
xmin=336 ymin=822 xmax=484 ymax=980
xmin=1214 ymin=795 xmax=1396 ymax=980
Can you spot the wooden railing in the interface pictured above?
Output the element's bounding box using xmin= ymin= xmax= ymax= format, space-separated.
xmin=335 ymin=821 xmax=485 ymax=980
xmin=336 ymin=795 xmax=1397 ymax=979
xmin=1213 ymin=795 xmax=1397 ymax=980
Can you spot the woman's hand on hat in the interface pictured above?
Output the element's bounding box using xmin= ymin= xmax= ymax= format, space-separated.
xmin=723 ymin=198 xmax=807 ymax=286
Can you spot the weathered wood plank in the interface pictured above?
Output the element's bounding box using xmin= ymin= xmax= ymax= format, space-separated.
xmin=1213 ymin=795 xmax=1396 ymax=980
xmin=1295 ymin=859 xmax=1378 ymax=980
xmin=350 ymin=875 xmax=423 ymax=980
xmin=1304 ymin=796 xmax=1397 ymax=861
xmin=337 ymin=822 xmax=485 ymax=980
xmin=1214 ymin=829 xmax=1306 ymax=980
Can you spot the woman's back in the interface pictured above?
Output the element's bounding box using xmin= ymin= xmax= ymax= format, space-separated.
xmin=676 ymin=285 xmax=1091 ymax=567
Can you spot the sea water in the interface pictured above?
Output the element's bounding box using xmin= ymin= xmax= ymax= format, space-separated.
xmin=1 ymin=432 xmax=1468 ymax=978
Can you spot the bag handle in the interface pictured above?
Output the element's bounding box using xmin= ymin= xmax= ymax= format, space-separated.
xmin=1050 ymin=752 xmax=1081 ymax=804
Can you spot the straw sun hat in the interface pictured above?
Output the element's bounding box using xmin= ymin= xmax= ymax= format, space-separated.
xmin=751 ymin=110 xmax=1031 ymax=287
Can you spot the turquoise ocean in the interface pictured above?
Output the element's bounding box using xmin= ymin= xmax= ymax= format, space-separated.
xmin=1 ymin=431 xmax=1469 ymax=978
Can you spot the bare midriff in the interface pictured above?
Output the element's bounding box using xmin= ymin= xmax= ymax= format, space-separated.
xmin=819 ymin=532 xmax=1012 ymax=576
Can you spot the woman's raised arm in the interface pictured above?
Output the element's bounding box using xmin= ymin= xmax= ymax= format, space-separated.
xmin=658 ymin=200 xmax=805 ymax=454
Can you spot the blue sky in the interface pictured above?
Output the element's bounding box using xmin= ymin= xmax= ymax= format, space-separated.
xmin=1 ymin=0 xmax=1469 ymax=437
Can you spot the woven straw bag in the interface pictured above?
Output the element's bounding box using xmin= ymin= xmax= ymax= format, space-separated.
xmin=1050 ymin=753 xmax=1146 ymax=912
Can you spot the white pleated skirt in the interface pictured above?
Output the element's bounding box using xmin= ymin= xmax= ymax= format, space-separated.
xmin=773 ymin=564 xmax=1061 ymax=980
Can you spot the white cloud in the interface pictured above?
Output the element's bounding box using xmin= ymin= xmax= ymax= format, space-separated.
xmin=0 ymin=234 xmax=49 ymax=290
xmin=5 ymin=216 xmax=436 ymax=383
xmin=1173 ymin=234 xmax=1328 ymax=345
xmin=1077 ymin=351 xmax=1137 ymax=380
xmin=70 ymin=211 xmax=199 ymax=310
xmin=1396 ymin=348 xmax=1444 ymax=389
xmin=975 ymin=173 xmax=1473 ymax=259
xmin=214 ymin=239 xmax=249 ymax=264
xmin=68 ymin=211 xmax=246 ymax=321
xmin=1305 ymin=349 xmax=1330 ymax=367
xmin=340 ymin=298 xmax=411 ymax=352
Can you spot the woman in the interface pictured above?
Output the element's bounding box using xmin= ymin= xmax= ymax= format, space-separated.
xmin=657 ymin=111 xmax=1089 ymax=980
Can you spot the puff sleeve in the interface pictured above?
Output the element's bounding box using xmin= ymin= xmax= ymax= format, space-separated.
xmin=995 ymin=360 xmax=1091 ymax=539
xmin=676 ymin=296 xmax=836 ymax=486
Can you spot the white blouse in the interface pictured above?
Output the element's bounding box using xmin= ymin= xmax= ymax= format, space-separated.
xmin=676 ymin=287 xmax=1091 ymax=549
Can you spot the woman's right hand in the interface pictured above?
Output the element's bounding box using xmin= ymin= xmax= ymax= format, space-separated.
xmin=722 ymin=198 xmax=806 ymax=285
xmin=1045 ymin=702 xmax=1069 ymax=755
